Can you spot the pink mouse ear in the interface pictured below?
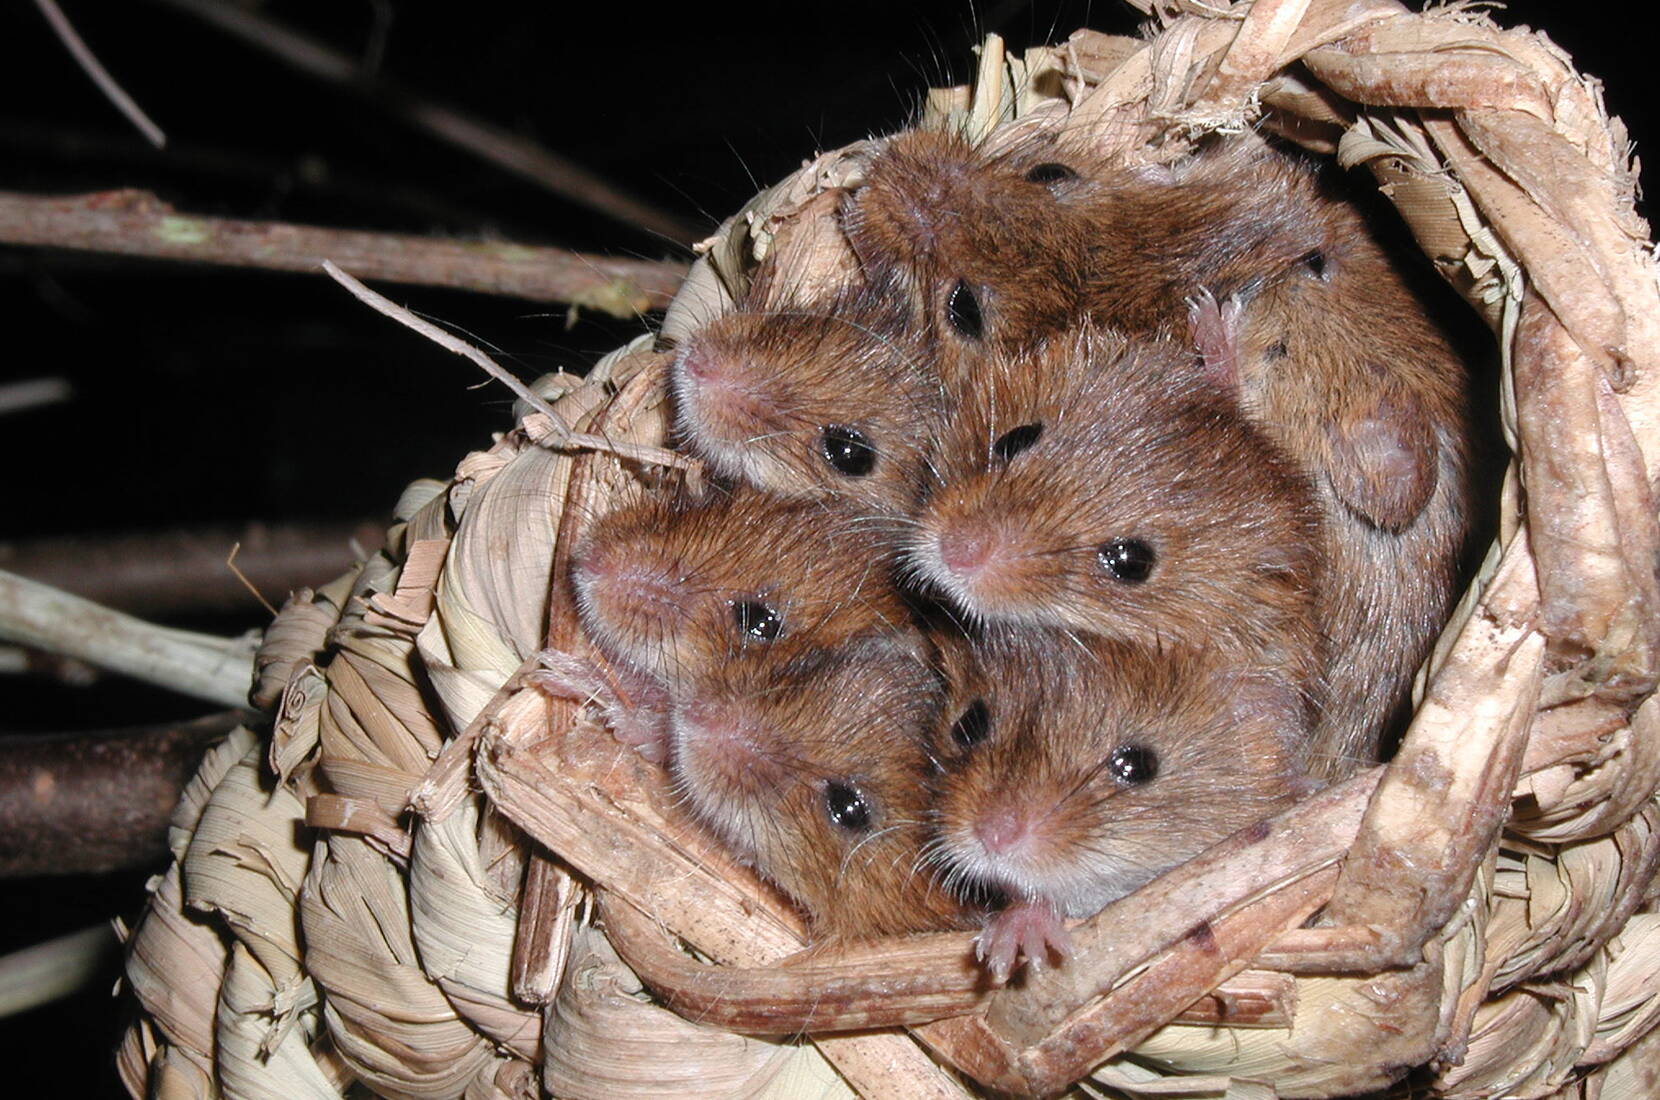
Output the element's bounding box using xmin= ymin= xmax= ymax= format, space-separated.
xmin=1323 ymin=381 xmax=1440 ymax=533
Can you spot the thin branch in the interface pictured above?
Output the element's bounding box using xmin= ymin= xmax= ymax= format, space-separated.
xmin=0 ymin=377 xmax=73 ymax=416
xmin=0 ymin=712 xmax=242 ymax=877
xmin=0 ymin=569 xmax=255 ymax=710
xmin=0 ymin=927 xmax=116 ymax=1018
xmin=33 ymin=0 xmax=166 ymax=149
xmin=323 ymin=261 xmax=695 ymax=470
xmin=149 ymin=0 xmax=703 ymax=247
xmin=0 ymin=189 xmax=687 ymax=317
xmin=0 ymin=521 xmax=382 ymax=617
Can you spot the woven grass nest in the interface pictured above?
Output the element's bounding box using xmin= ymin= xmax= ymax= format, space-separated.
xmin=117 ymin=2 xmax=1660 ymax=1097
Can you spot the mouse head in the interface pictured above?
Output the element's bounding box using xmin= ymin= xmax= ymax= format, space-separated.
xmin=669 ymin=284 xmax=938 ymax=514
xmin=842 ymin=129 xmax=1113 ymax=365
xmin=928 ymin=629 xmax=1311 ymax=919
xmin=571 ymin=487 xmax=915 ymax=684
xmin=668 ymin=635 xmax=967 ymax=939
xmin=909 ymin=326 xmax=1325 ymax=664
xmin=1200 ymin=186 xmax=1456 ymax=535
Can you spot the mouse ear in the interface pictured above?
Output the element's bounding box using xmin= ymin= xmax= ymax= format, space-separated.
xmin=1323 ymin=378 xmax=1440 ymax=533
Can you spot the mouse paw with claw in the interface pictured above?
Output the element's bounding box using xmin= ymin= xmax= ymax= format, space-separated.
xmin=528 ymin=648 xmax=669 ymax=762
xmin=975 ymin=900 xmax=1072 ymax=983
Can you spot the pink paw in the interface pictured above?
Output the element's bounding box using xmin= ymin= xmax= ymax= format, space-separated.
xmin=975 ymin=900 xmax=1072 ymax=983
xmin=528 ymin=649 xmax=669 ymax=763
xmin=1186 ymin=286 xmax=1244 ymax=388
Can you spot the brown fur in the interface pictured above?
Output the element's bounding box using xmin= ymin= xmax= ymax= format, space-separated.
xmin=1191 ymin=155 xmax=1478 ymax=773
xmin=928 ymin=629 xmax=1310 ymax=918
xmin=571 ymin=485 xmax=918 ymax=685
xmin=668 ymin=635 xmax=974 ymax=940
xmin=854 ymin=127 xmax=1477 ymax=773
xmin=909 ymin=325 xmax=1328 ymax=713
xmin=669 ymin=279 xmax=939 ymax=514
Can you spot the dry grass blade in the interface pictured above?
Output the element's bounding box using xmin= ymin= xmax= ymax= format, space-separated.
xmin=323 ymin=261 xmax=693 ymax=471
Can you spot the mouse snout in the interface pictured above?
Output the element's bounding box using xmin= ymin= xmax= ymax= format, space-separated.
xmin=574 ymin=551 xmax=683 ymax=623
xmin=675 ymin=699 xmax=786 ymax=790
xmin=937 ymin=523 xmax=996 ymax=575
xmin=973 ymin=802 xmax=1034 ymax=858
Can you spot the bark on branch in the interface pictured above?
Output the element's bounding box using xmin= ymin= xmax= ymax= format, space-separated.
xmin=0 ymin=189 xmax=688 ymax=317
xmin=0 ymin=712 xmax=242 ymax=876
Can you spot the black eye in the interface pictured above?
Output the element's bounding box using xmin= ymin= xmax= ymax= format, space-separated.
xmin=1302 ymin=250 xmax=1328 ymax=278
xmin=992 ymin=422 xmax=1043 ymax=461
xmin=824 ymin=781 xmax=873 ymax=832
xmin=1025 ymin=162 xmax=1076 ymax=184
xmin=1109 ymin=744 xmax=1159 ymax=785
xmin=1098 ymin=538 xmax=1156 ymax=583
xmin=820 ymin=425 xmax=876 ymax=476
xmin=949 ymin=699 xmax=991 ymax=748
xmin=731 ymin=600 xmax=782 ymax=641
xmin=946 ymin=280 xmax=984 ymax=340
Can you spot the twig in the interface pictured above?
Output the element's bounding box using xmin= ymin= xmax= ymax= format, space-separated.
xmin=0 ymin=926 xmax=116 ymax=1018
xmin=0 ymin=189 xmax=687 ymax=317
xmin=0 ymin=568 xmax=256 ymax=709
xmin=0 ymin=377 xmax=73 ymax=416
xmin=33 ymin=0 xmax=166 ymax=149
xmin=149 ymin=0 xmax=703 ymax=246
xmin=0 ymin=521 xmax=381 ymax=617
xmin=0 ymin=712 xmax=242 ymax=877
xmin=224 ymin=544 xmax=279 ymax=618
xmin=323 ymin=261 xmax=695 ymax=470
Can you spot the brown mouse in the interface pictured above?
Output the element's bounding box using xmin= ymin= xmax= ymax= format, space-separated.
xmin=572 ymin=484 xmax=917 ymax=681
xmin=668 ymin=633 xmax=974 ymax=940
xmin=928 ymin=627 xmax=1312 ymax=980
xmin=668 ymin=278 xmax=940 ymax=515
xmin=841 ymin=129 xmax=1320 ymax=371
xmin=1187 ymin=162 xmax=1477 ymax=770
xmin=907 ymin=323 xmax=1328 ymax=710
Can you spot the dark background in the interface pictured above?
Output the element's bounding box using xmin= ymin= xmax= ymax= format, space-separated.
xmin=0 ymin=1 xmax=1646 ymax=1091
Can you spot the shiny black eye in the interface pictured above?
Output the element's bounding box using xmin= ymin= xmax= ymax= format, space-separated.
xmin=1109 ymin=744 xmax=1158 ymax=785
xmin=824 ymin=781 xmax=873 ymax=831
xmin=820 ymin=425 xmax=876 ymax=476
xmin=1025 ymin=162 xmax=1076 ymax=184
xmin=950 ymin=699 xmax=991 ymax=748
xmin=992 ymin=422 xmax=1043 ymax=461
xmin=946 ymin=280 xmax=984 ymax=340
xmin=1302 ymin=250 xmax=1328 ymax=278
xmin=1098 ymin=538 xmax=1156 ymax=583
xmin=731 ymin=600 xmax=782 ymax=641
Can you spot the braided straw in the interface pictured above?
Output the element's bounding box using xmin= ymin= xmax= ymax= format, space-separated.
xmin=119 ymin=2 xmax=1660 ymax=1097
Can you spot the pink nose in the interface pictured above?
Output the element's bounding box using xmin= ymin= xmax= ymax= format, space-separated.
xmin=678 ymin=346 xmax=720 ymax=383
xmin=974 ymin=805 xmax=1029 ymax=857
xmin=937 ymin=525 xmax=994 ymax=574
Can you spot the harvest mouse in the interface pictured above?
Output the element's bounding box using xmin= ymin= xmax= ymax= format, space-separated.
xmin=841 ymin=128 xmax=1321 ymax=365
xmin=928 ymin=628 xmax=1312 ymax=980
xmin=668 ymin=279 xmax=940 ymax=514
xmin=907 ymin=323 xmax=1328 ymax=709
xmin=668 ymin=633 xmax=974 ymax=940
xmin=567 ymin=485 xmax=918 ymax=759
xmin=1187 ymin=157 xmax=1477 ymax=769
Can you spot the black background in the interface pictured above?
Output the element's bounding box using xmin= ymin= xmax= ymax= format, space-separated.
xmin=0 ymin=1 xmax=1647 ymax=1092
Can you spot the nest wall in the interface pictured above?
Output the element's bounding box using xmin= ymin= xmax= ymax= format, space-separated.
xmin=119 ymin=2 xmax=1660 ymax=1098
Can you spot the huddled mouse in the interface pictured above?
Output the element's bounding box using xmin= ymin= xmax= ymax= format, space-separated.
xmin=551 ymin=117 xmax=1480 ymax=978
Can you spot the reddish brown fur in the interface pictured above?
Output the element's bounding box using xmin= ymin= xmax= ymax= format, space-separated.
xmin=1191 ymin=156 xmax=1477 ymax=773
xmin=841 ymin=130 xmax=1321 ymax=361
xmin=669 ymin=279 xmax=940 ymax=514
xmin=669 ymin=635 xmax=974 ymax=940
xmin=928 ymin=629 xmax=1309 ymax=939
xmin=909 ymin=325 xmax=1328 ymax=711
xmin=855 ymin=127 xmax=1477 ymax=773
xmin=571 ymin=485 xmax=917 ymax=685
